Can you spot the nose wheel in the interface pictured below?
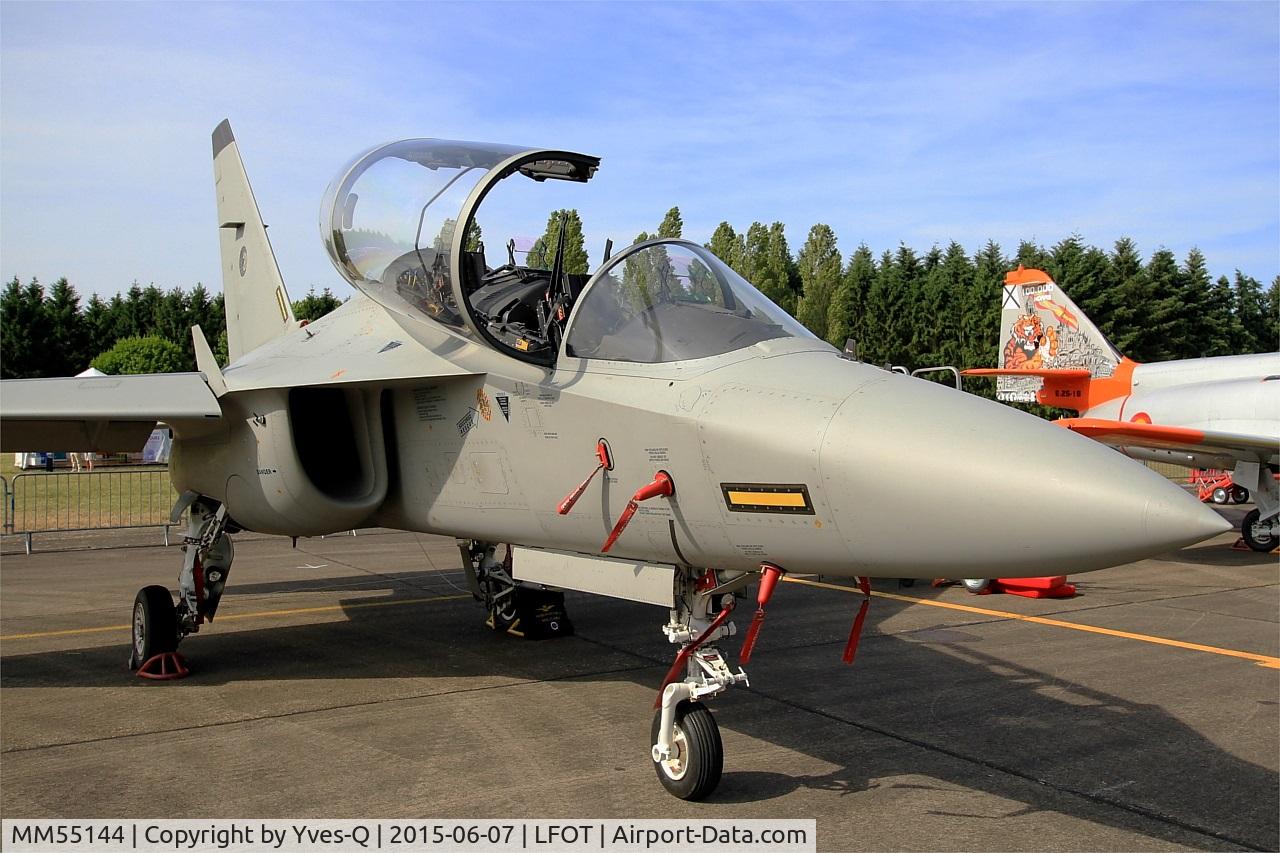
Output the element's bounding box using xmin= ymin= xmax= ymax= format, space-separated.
xmin=650 ymin=700 xmax=723 ymax=800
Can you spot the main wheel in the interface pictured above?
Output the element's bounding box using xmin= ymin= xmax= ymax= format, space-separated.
xmin=1211 ymin=487 xmax=1229 ymax=505
xmin=651 ymin=701 xmax=723 ymax=800
xmin=1231 ymin=485 xmax=1250 ymax=504
xmin=130 ymin=585 xmax=178 ymax=670
xmin=962 ymin=578 xmax=991 ymax=593
xmin=1241 ymin=509 xmax=1278 ymax=553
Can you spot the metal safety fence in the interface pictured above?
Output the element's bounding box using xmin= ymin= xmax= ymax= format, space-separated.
xmin=3 ymin=468 xmax=181 ymax=554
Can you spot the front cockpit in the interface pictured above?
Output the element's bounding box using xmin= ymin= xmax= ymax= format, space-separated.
xmin=321 ymin=138 xmax=812 ymax=366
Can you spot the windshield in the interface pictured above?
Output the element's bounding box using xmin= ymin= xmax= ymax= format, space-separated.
xmin=321 ymin=139 xmax=527 ymax=335
xmin=565 ymin=240 xmax=813 ymax=363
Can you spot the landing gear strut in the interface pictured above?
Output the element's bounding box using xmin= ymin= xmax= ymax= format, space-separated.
xmin=650 ymin=567 xmax=747 ymax=800
xmin=1232 ymin=462 xmax=1279 ymax=553
xmin=460 ymin=541 xmax=573 ymax=639
xmin=129 ymin=494 xmax=235 ymax=677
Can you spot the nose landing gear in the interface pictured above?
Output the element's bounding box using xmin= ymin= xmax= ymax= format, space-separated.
xmin=649 ymin=568 xmax=747 ymax=800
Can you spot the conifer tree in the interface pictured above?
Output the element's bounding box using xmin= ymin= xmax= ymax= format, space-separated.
xmin=828 ymin=244 xmax=874 ymax=352
xmin=921 ymin=242 xmax=967 ymax=368
xmin=748 ymin=223 xmax=795 ymax=313
xmin=1176 ymin=249 xmax=1215 ymax=358
xmin=1015 ymin=240 xmax=1051 ymax=271
xmin=1050 ymin=236 xmax=1114 ymax=343
xmin=1140 ymin=248 xmax=1183 ymax=361
xmin=293 ymin=288 xmax=345 ymax=322
xmin=706 ymin=222 xmax=745 ymax=273
xmin=82 ymin=294 xmax=112 ymax=366
xmin=1234 ymin=271 xmax=1268 ymax=353
xmin=43 ymin=277 xmax=90 ymax=375
xmin=656 ymin=207 xmax=683 ymax=239
xmin=1265 ymin=276 xmax=1279 ymax=351
xmin=1107 ymin=238 xmax=1149 ymax=359
xmin=913 ymin=246 xmax=946 ymax=360
xmin=863 ymin=249 xmax=901 ymax=367
xmin=1206 ymin=274 xmax=1245 ymax=355
xmin=742 ymin=222 xmax=769 ymax=287
xmin=795 ymin=224 xmax=841 ymax=339
xmin=533 ymin=209 xmax=589 ymax=274
xmin=962 ymin=241 xmax=1007 ymax=378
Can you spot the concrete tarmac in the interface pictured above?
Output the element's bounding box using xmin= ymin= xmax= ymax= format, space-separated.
xmin=1 ymin=518 xmax=1276 ymax=851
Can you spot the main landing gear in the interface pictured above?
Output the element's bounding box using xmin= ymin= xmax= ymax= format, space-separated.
xmin=129 ymin=494 xmax=235 ymax=678
xmin=461 ymin=541 xmax=573 ymax=639
xmin=1232 ymin=462 xmax=1279 ymax=553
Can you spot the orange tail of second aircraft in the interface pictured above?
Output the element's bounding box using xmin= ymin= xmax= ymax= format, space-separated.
xmin=963 ymin=266 xmax=1136 ymax=413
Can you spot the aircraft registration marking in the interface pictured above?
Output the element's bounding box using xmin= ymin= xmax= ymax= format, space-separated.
xmin=721 ymin=483 xmax=814 ymax=514
xmin=783 ymin=577 xmax=1280 ymax=669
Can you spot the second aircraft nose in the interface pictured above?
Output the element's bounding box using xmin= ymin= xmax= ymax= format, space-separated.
xmin=820 ymin=375 xmax=1230 ymax=578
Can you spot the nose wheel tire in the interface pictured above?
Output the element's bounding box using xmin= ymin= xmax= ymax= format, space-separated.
xmin=651 ymin=701 xmax=723 ymax=801
xmin=962 ymin=578 xmax=991 ymax=593
xmin=1241 ymin=509 xmax=1278 ymax=553
xmin=129 ymin=585 xmax=179 ymax=670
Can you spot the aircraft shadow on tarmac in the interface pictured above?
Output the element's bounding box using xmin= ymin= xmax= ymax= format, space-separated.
xmin=3 ymin=565 xmax=1276 ymax=850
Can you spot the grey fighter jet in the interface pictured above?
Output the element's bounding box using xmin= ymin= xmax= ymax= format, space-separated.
xmin=0 ymin=122 xmax=1231 ymax=800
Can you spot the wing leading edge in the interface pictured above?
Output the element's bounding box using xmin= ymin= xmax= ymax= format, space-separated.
xmin=1056 ymin=417 xmax=1279 ymax=466
xmin=0 ymin=373 xmax=221 ymax=452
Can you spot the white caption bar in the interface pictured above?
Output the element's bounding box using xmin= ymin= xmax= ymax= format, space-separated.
xmin=3 ymin=819 xmax=816 ymax=853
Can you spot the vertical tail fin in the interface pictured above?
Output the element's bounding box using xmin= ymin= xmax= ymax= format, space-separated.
xmin=996 ymin=266 xmax=1121 ymax=402
xmin=212 ymin=119 xmax=296 ymax=362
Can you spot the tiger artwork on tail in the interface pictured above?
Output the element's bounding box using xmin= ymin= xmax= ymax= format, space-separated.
xmin=1003 ymin=312 xmax=1058 ymax=370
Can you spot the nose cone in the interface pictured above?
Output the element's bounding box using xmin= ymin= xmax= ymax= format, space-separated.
xmin=821 ymin=375 xmax=1231 ymax=578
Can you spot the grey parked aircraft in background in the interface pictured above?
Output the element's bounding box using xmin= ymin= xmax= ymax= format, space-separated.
xmin=0 ymin=122 xmax=1232 ymax=800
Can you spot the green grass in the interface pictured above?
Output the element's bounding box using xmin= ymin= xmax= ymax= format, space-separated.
xmin=2 ymin=458 xmax=177 ymax=533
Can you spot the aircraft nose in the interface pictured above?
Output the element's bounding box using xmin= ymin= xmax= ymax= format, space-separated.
xmin=820 ymin=376 xmax=1231 ymax=578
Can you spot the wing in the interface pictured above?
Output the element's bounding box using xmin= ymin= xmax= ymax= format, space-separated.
xmin=1056 ymin=417 xmax=1279 ymax=465
xmin=0 ymin=373 xmax=221 ymax=452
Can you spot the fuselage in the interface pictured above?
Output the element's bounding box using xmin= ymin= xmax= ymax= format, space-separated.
xmin=169 ymin=295 xmax=1229 ymax=581
xmin=1083 ymin=353 xmax=1280 ymax=468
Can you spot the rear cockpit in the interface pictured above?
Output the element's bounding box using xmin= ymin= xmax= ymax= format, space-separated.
xmin=322 ymin=138 xmax=810 ymax=366
xmin=321 ymin=139 xmax=598 ymax=364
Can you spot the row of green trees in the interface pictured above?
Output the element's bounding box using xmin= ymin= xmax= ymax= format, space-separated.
xmin=534 ymin=205 xmax=1277 ymax=366
xmin=2 ymin=210 xmax=1275 ymax=379
xmin=0 ymin=278 xmax=342 ymax=379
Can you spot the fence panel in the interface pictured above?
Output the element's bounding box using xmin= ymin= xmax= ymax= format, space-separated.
xmin=7 ymin=468 xmax=179 ymax=553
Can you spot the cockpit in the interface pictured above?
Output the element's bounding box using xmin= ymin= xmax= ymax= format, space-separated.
xmin=321 ymin=139 xmax=812 ymax=366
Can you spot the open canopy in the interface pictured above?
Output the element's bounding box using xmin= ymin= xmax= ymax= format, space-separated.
xmin=321 ymin=139 xmax=598 ymax=357
xmin=321 ymin=139 xmax=809 ymax=366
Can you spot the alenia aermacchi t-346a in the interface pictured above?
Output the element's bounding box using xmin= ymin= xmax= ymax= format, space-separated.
xmin=963 ymin=265 xmax=1279 ymax=557
xmin=0 ymin=123 xmax=1234 ymax=800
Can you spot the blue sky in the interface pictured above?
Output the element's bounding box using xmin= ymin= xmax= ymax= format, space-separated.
xmin=2 ymin=1 xmax=1276 ymax=301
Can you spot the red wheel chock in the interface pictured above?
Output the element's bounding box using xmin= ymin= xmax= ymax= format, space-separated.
xmin=136 ymin=652 xmax=190 ymax=680
xmin=991 ymin=576 xmax=1076 ymax=599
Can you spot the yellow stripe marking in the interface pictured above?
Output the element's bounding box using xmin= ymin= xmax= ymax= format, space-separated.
xmin=0 ymin=594 xmax=470 ymax=642
xmin=783 ymin=576 xmax=1280 ymax=669
xmin=727 ymin=490 xmax=808 ymax=508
